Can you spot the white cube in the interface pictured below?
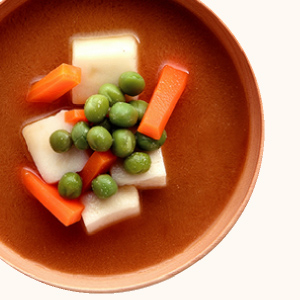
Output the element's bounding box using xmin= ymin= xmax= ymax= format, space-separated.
xmin=81 ymin=186 xmax=140 ymax=235
xmin=22 ymin=110 xmax=89 ymax=184
xmin=72 ymin=35 xmax=138 ymax=104
xmin=110 ymin=148 xmax=167 ymax=189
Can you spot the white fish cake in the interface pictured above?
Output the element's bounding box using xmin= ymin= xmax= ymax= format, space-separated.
xmin=81 ymin=186 xmax=140 ymax=235
xmin=72 ymin=35 xmax=138 ymax=104
xmin=110 ymin=148 xmax=167 ymax=188
xmin=22 ymin=110 xmax=89 ymax=184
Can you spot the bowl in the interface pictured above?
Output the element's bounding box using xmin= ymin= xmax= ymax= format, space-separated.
xmin=0 ymin=0 xmax=264 ymax=293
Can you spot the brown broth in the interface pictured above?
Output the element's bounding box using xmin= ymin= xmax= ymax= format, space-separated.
xmin=0 ymin=0 xmax=249 ymax=275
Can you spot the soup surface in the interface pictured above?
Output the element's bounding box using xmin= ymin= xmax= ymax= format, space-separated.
xmin=0 ymin=0 xmax=249 ymax=275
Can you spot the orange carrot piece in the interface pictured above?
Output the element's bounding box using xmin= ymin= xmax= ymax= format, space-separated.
xmin=138 ymin=65 xmax=188 ymax=140
xmin=65 ymin=109 xmax=88 ymax=124
xmin=27 ymin=63 xmax=81 ymax=103
xmin=21 ymin=168 xmax=84 ymax=226
xmin=80 ymin=150 xmax=117 ymax=191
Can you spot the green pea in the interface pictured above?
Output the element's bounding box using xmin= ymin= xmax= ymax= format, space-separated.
xmin=129 ymin=100 xmax=148 ymax=121
xmin=136 ymin=130 xmax=167 ymax=151
xmin=124 ymin=152 xmax=151 ymax=174
xmin=87 ymin=126 xmax=113 ymax=152
xmin=98 ymin=83 xmax=126 ymax=106
xmin=111 ymin=129 xmax=136 ymax=158
xmin=118 ymin=71 xmax=145 ymax=96
xmin=58 ymin=172 xmax=82 ymax=199
xmin=49 ymin=129 xmax=72 ymax=153
xmin=92 ymin=174 xmax=118 ymax=199
xmin=71 ymin=121 xmax=90 ymax=150
xmin=109 ymin=102 xmax=138 ymax=128
xmin=84 ymin=94 xmax=109 ymax=124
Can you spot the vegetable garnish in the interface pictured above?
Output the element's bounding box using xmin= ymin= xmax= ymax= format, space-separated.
xmin=118 ymin=71 xmax=145 ymax=96
xmin=110 ymin=148 xmax=166 ymax=188
xmin=21 ymin=168 xmax=84 ymax=226
xmin=81 ymin=186 xmax=140 ymax=235
xmin=58 ymin=172 xmax=83 ymax=199
xmin=137 ymin=65 xmax=188 ymax=140
xmin=92 ymin=174 xmax=118 ymax=199
xmin=50 ymin=129 xmax=73 ymax=153
xmin=123 ymin=152 xmax=151 ymax=174
xmin=72 ymin=35 xmax=138 ymax=105
xmin=27 ymin=63 xmax=81 ymax=103
xmin=22 ymin=110 xmax=89 ymax=184
xmin=80 ymin=150 xmax=117 ymax=192
xmin=65 ymin=109 xmax=88 ymax=124
xmin=22 ymin=57 xmax=188 ymax=232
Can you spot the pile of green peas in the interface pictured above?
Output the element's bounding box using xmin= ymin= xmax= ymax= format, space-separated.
xmin=50 ymin=71 xmax=167 ymax=200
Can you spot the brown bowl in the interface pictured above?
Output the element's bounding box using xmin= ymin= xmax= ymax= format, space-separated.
xmin=0 ymin=0 xmax=263 ymax=293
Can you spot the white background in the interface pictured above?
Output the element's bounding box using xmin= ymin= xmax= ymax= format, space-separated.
xmin=1 ymin=0 xmax=300 ymax=299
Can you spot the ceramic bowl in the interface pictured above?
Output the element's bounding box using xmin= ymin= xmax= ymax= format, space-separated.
xmin=0 ymin=0 xmax=263 ymax=292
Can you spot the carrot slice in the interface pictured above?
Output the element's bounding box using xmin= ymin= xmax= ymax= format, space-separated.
xmin=65 ymin=109 xmax=88 ymax=124
xmin=21 ymin=167 xmax=84 ymax=226
xmin=27 ymin=63 xmax=81 ymax=103
xmin=80 ymin=150 xmax=117 ymax=192
xmin=138 ymin=65 xmax=188 ymax=140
